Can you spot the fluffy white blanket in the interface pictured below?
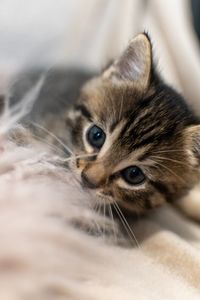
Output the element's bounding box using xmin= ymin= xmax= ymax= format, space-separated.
xmin=1 ymin=129 xmax=200 ymax=300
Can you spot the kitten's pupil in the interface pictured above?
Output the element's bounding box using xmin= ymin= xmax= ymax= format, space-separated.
xmin=87 ymin=125 xmax=106 ymax=149
xmin=121 ymin=166 xmax=145 ymax=185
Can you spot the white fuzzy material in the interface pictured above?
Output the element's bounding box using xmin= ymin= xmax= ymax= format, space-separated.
xmin=1 ymin=133 xmax=200 ymax=300
xmin=1 ymin=134 xmax=199 ymax=300
xmin=0 ymin=81 xmax=200 ymax=299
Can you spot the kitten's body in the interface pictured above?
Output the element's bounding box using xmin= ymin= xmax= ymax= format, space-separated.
xmin=11 ymin=34 xmax=200 ymax=219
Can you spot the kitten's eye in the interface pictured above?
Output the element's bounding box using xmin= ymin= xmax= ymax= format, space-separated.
xmin=121 ymin=166 xmax=145 ymax=185
xmin=86 ymin=125 xmax=106 ymax=149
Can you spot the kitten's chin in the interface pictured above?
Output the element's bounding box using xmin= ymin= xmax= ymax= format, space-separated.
xmin=95 ymin=191 xmax=114 ymax=206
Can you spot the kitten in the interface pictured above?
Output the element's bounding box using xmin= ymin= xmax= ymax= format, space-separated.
xmin=11 ymin=33 xmax=200 ymax=218
xmin=65 ymin=33 xmax=200 ymax=216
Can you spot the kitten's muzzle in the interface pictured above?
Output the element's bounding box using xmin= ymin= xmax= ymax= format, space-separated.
xmin=81 ymin=163 xmax=107 ymax=189
xmin=81 ymin=171 xmax=99 ymax=189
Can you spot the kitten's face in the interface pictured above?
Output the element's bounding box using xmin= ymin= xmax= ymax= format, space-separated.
xmin=67 ymin=34 xmax=200 ymax=215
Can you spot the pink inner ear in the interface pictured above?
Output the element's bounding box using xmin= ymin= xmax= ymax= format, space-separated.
xmin=115 ymin=45 xmax=146 ymax=81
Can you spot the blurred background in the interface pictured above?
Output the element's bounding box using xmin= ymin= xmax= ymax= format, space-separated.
xmin=0 ymin=0 xmax=200 ymax=112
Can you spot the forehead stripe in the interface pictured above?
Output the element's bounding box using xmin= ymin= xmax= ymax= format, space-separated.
xmin=130 ymin=128 xmax=174 ymax=149
xmin=119 ymin=95 xmax=155 ymax=137
xmin=75 ymin=104 xmax=92 ymax=121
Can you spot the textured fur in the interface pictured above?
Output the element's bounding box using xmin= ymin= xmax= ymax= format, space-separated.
xmin=64 ymin=34 xmax=200 ymax=216
xmin=10 ymin=34 xmax=200 ymax=218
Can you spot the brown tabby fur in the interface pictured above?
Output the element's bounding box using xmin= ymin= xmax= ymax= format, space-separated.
xmin=11 ymin=34 xmax=200 ymax=217
xmin=65 ymin=33 xmax=200 ymax=215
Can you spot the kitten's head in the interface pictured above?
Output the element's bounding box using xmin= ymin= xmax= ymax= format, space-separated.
xmin=67 ymin=33 xmax=200 ymax=214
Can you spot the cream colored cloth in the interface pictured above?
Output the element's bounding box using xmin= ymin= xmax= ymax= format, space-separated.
xmin=0 ymin=129 xmax=200 ymax=299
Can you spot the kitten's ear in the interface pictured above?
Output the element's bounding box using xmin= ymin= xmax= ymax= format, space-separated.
xmin=103 ymin=33 xmax=152 ymax=90
xmin=184 ymin=125 xmax=200 ymax=163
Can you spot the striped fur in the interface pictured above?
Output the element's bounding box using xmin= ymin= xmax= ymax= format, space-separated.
xmin=66 ymin=34 xmax=200 ymax=215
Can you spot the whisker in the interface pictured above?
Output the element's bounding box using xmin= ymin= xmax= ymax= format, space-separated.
xmin=30 ymin=133 xmax=66 ymax=156
xmin=108 ymin=89 xmax=117 ymax=120
xmin=62 ymin=152 xmax=99 ymax=163
xmin=40 ymin=152 xmax=99 ymax=170
xmin=113 ymin=202 xmax=140 ymax=248
xmin=92 ymin=200 xmax=105 ymax=236
xmin=108 ymin=203 xmax=117 ymax=242
xmin=150 ymin=155 xmax=189 ymax=167
xmin=149 ymin=158 xmax=186 ymax=184
xmin=147 ymin=159 xmax=166 ymax=177
xmin=153 ymin=149 xmax=186 ymax=154
xmin=72 ymin=153 xmax=97 ymax=159
xmin=31 ymin=121 xmax=74 ymax=156
xmin=31 ymin=122 xmax=99 ymax=163
xmin=103 ymin=198 xmax=106 ymax=240
xmin=119 ymin=88 xmax=125 ymax=121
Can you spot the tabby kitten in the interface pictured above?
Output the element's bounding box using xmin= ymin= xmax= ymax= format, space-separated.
xmin=66 ymin=33 xmax=200 ymax=215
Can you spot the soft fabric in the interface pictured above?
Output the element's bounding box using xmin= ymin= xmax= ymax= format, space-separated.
xmin=0 ymin=1 xmax=200 ymax=299
xmin=0 ymin=125 xmax=200 ymax=299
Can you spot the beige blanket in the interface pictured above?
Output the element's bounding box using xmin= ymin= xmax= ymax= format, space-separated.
xmin=1 ymin=128 xmax=200 ymax=299
xmin=0 ymin=93 xmax=198 ymax=300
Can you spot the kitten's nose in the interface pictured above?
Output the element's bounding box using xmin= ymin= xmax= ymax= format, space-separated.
xmin=81 ymin=164 xmax=107 ymax=189
xmin=81 ymin=171 xmax=99 ymax=189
